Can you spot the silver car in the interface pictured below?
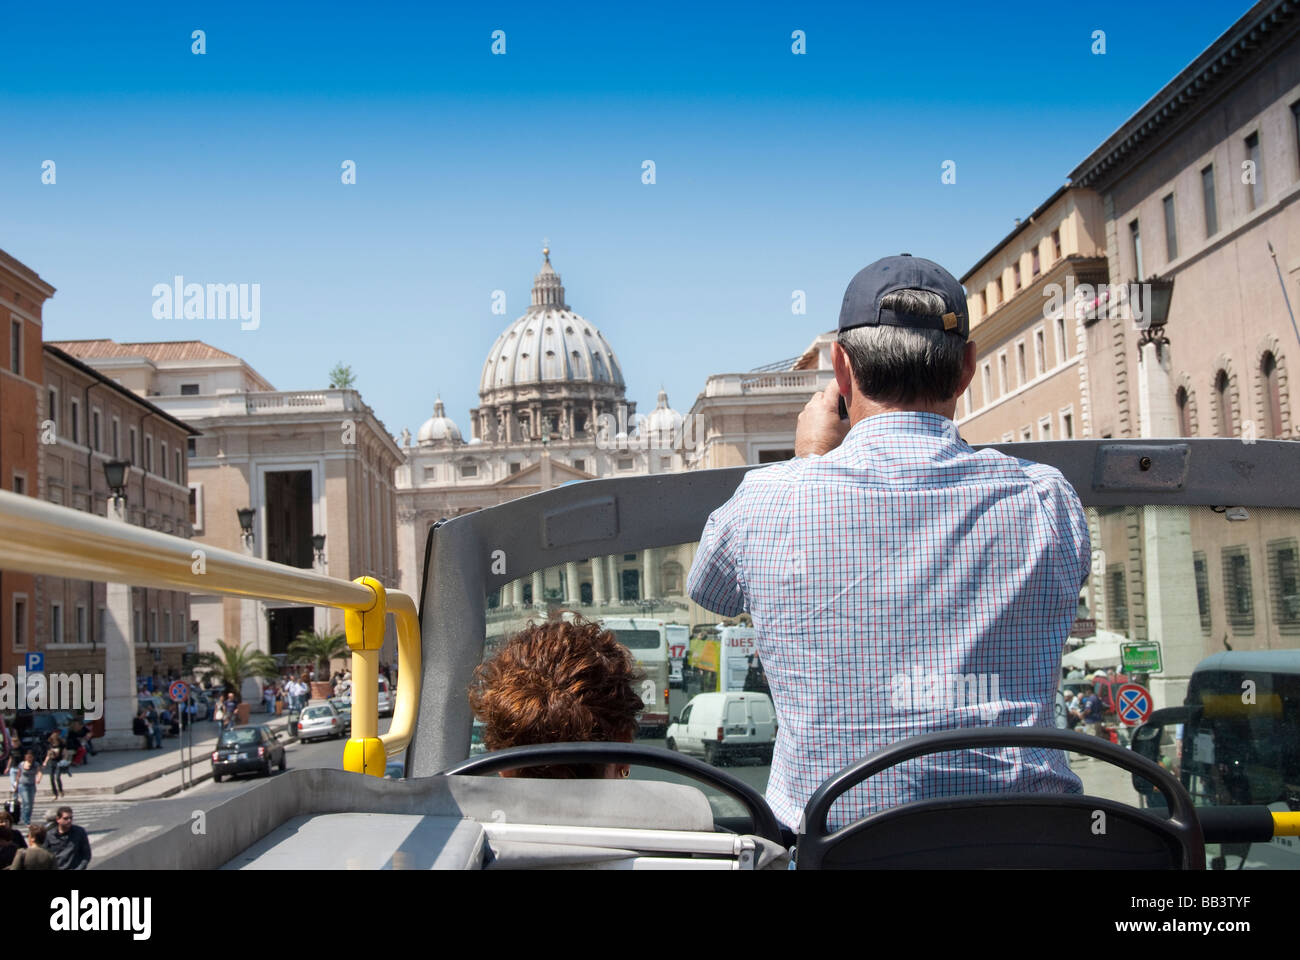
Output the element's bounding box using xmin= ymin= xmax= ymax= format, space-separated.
xmin=295 ymin=702 xmax=344 ymax=743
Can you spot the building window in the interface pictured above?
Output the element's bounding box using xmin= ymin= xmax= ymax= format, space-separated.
xmin=112 ymin=417 xmax=120 ymax=458
xmin=175 ymin=449 xmax=183 ymax=482
xmin=91 ymin=409 xmax=101 ymax=452
xmin=12 ymin=596 xmax=27 ymax=649
xmin=979 ymin=290 xmax=987 ymax=317
xmin=133 ymin=609 xmax=141 ymax=644
xmin=459 ymin=462 xmax=478 ymax=478
xmin=164 ymin=610 xmax=171 ymax=645
xmin=1107 ymin=565 xmax=1128 ymax=631
xmin=187 ymin=437 xmax=196 ymax=457
xmin=422 ymin=466 xmax=436 ymax=481
xmin=1129 ymin=219 xmax=1144 ymax=281
xmin=1012 ymin=261 xmax=1021 ymax=291
xmin=1015 ymin=341 xmax=1027 ymax=386
xmin=180 ymin=383 xmax=200 ymax=396
xmin=1193 ymin=552 xmax=1212 ymax=634
xmin=572 ymin=459 xmax=585 ymax=472
xmin=150 ymin=609 xmax=158 ymax=644
xmin=1052 ymin=228 xmax=1062 ymax=261
xmin=981 ymin=362 xmax=993 ymax=403
xmin=1060 ymin=409 xmax=1074 ymax=439
xmin=1001 ymin=432 xmax=1014 ymax=442
xmin=75 ymin=605 xmax=87 ymax=644
xmin=1262 ymin=351 xmax=1283 ymax=437
xmin=1176 ymin=386 xmax=1192 ymax=437
xmin=661 ymin=560 xmax=684 ymax=596
xmin=757 ymin=449 xmax=794 ymax=463
xmin=617 ymin=457 xmax=635 ymax=470
xmin=1020 ymin=426 xmax=1032 ymax=442
xmin=70 ymin=400 xmax=80 ymax=445
xmin=1039 ymin=417 xmax=1052 ymax=441
xmin=160 ymin=442 xmax=168 ymax=479
xmin=994 ymin=276 xmax=1003 ymax=305
xmin=1222 ymin=547 xmax=1255 ymax=631
xmin=998 ymin=352 xmax=1009 ymax=394
xmin=188 ymin=483 xmax=204 ymax=532
xmin=1034 ymin=328 xmax=1046 ymax=375
xmin=1162 ymin=193 xmax=1178 ymax=261
xmin=12 ymin=474 xmax=25 ymax=495
xmin=129 ymin=426 xmax=138 ymax=465
xmin=1214 ymin=369 xmax=1234 ymax=437
xmin=1245 ymin=131 xmax=1263 ymax=211
xmin=47 ymin=388 xmax=58 ymax=432
xmin=1201 ymin=165 xmax=1218 ymax=237
xmin=145 ymin=436 xmax=153 ymax=472
xmin=1032 ymin=246 xmax=1041 ymax=277
xmin=50 ymin=603 xmax=62 ymax=645
xmin=1055 ymin=316 xmax=1068 ymax=363
xmin=1269 ymin=539 xmax=1300 ymax=633
xmin=508 ymin=462 xmax=521 ymax=474
xmin=9 ymin=319 xmax=21 ymax=375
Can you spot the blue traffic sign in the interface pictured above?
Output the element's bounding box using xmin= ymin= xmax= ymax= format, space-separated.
xmin=25 ymin=652 xmax=44 ymax=673
xmin=1115 ymin=683 xmax=1152 ymax=726
xmin=168 ymin=680 xmax=190 ymax=703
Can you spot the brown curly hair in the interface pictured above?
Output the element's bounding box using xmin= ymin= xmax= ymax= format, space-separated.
xmin=468 ymin=613 xmax=643 ymax=778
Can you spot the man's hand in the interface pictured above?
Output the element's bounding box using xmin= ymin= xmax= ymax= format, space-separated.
xmin=795 ymin=381 xmax=850 ymax=457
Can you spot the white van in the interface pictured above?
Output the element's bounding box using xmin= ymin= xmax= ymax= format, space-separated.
xmin=665 ymin=691 xmax=777 ymax=766
xmin=377 ymin=676 xmax=393 ymax=718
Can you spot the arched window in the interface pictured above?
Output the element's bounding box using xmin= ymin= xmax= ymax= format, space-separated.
xmin=1262 ymin=351 xmax=1282 ymax=437
xmin=1215 ymin=369 xmax=1234 ymax=437
xmin=1175 ymin=387 xmax=1191 ymax=437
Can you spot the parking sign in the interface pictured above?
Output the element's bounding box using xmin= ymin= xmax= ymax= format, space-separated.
xmin=25 ymin=652 xmax=44 ymax=673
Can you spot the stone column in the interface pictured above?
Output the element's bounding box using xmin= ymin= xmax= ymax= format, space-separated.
xmin=510 ymin=579 xmax=524 ymax=607
xmin=564 ymin=561 xmax=580 ymax=605
xmin=98 ymin=498 xmax=141 ymax=750
xmin=606 ymin=555 xmax=620 ymax=602
xmin=531 ymin=570 xmax=544 ymax=608
xmin=591 ymin=557 xmax=606 ymax=607
xmin=1139 ymin=340 xmax=1201 ymax=710
xmin=642 ymin=547 xmax=659 ymax=601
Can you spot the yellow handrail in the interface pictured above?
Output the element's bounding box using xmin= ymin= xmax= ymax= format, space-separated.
xmin=0 ymin=488 xmax=418 ymax=775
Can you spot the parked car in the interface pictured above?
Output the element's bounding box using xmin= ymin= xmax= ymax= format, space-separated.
xmin=329 ymin=697 xmax=352 ymax=736
xmin=211 ymin=725 xmax=286 ymax=781
xmin=377 ymin=677 xmax=393 ymax=718
xmin=296 ymin=702 xmax=344 ymax=743
xmin=665 ymin=692 xmax=777 ymax=766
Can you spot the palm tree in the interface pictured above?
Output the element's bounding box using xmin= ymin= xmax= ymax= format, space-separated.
xmin=195 ymin=639 xmax=279 ymax=694
xmin=287 ymin=628 xmax=349 ymax=679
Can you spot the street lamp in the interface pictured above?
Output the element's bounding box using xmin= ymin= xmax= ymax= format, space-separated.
xmin=1136 ymin=275 xmax=1175 ymax=357
xmin=312 ymin=533 xmax=326 ymax=565
xmin=236 ymin=507 xmax=256 ymax=547
xmin=103 ymin=459 xmax=129 ymax=503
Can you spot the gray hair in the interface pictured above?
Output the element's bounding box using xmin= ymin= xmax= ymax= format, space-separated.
xmin=837 ymin=289 xmax=966 ymax=405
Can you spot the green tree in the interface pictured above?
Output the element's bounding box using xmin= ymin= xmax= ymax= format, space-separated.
xmin=287 ymin=628 xmax=350 ymax=678
xmin=328 ymin=362 xmax=357 ymax=389
xmin=195 ymin=639 xmax=279 ymax=693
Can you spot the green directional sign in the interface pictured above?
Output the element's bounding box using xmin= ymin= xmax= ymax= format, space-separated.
xmin=1121 ymin=641 xmax=1163 ymax=674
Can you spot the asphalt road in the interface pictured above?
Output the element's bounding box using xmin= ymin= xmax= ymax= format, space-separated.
xmin=81 ymin=716 xmax=394 ymax=865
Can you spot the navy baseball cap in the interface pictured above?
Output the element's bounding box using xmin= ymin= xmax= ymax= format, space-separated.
xmin=838 ymin=253 xmax=969 ymax=338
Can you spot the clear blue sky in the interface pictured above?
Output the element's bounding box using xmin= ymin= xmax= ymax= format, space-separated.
xmin=1 ymin=0 xmax=1250 ymax=438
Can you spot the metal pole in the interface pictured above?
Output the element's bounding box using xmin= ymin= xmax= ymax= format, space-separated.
xmin=1267 ymin=241 xmax=1300 ymax=348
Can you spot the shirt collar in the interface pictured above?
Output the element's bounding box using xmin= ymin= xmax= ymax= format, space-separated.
xmin=845 ymin=410 xmax=961 ymax=443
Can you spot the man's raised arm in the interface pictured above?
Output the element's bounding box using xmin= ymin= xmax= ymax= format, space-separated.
xmin=687 ymin=499 xmax=746 ymax=617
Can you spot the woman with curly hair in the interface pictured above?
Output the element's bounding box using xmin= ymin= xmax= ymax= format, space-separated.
xmin=469 ymin=613 xmax=644 ymax=779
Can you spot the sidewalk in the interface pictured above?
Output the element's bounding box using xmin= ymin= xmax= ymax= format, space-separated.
xmin=57 ymin=710 xmax=287 ymax=800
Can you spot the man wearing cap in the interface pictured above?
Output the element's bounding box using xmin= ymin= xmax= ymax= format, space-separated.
xmin=688 ymin=254 xmax=1090 ymax=832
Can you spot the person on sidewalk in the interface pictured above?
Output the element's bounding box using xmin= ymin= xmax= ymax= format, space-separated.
xmin=44 ymin=807 xmax=91 ymax=870
xmin=14 ymin=752 xmax=40 ymax=826
xmin=43 ymin=733 xmax=66 ymax=799
xmin=132 ymin=710 xmax=152 ymax=750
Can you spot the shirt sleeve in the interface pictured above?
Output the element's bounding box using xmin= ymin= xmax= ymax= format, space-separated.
xmin=1024 ymin=463 xmax=1092 ymax=589
xmin=688 ymin=494 xmax=746 ymax=617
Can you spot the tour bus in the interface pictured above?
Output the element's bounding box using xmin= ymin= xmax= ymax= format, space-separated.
xmin=688 ymin=624 xmax=765 ymax=695
xmin=1131 ymin=650 xmax=1300 ymax=870
xmin=598 ymin=616 xmax=671 ymax=737
xmin=666 ymin=623 xmax=688 ymax=688
xmin=4 ymin=435 xmax=1300 ymax=870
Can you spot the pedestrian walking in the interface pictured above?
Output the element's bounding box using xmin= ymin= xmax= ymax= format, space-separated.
xmin=43 ymin=734 xmax=66 ymax=800
xmin=14 ymin=752 xmax=40 ymax=826
xmin=44 ymin=807 xmax=91 ymax=870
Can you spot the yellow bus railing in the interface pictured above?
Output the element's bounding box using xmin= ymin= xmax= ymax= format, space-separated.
xmin=0 ymin=488 xmax=419 ymax=776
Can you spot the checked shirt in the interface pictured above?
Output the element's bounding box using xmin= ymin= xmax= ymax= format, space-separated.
xmin=687 ymin=412 xmax=1089 ymax=830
